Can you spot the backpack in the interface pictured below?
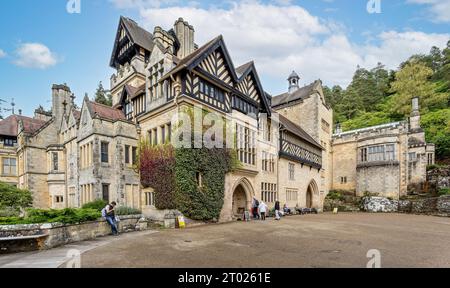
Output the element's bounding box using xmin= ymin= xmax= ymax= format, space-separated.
xmin=254 ymin=200 xmax=259 ymax=207
xmin=101 ymin=206 xmax=108 ymax=218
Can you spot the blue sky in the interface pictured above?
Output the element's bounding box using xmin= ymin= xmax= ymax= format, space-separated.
xmin=0 ymin=0 xmax=449 ymax=117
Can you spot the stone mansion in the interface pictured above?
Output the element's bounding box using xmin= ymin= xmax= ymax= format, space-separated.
xmin=0 ymin=17 xmax=434 ymax=220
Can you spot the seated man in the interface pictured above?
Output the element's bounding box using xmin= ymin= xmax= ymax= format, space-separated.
xmin=283 ymin=204 xmax=291 ymax=215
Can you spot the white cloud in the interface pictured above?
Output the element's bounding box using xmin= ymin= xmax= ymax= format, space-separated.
xmin=113 ymin=1 xmax=450 ymax=90
xmin=407 ymin=0 xmax=450 ymax=23
xmin=14 ymin=43 xmax=59 ymax=69
xmin=0 ymin=49 xmax=6 ymax=58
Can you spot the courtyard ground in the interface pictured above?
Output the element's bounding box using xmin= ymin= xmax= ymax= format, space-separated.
xmin=76 ymin=213 xmax=450 ymax=268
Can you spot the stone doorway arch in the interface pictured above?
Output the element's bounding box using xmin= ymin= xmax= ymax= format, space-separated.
xmin=231 ymin=177 xmax=254 ymax=219
xmin=306 ymin=180 xmax=319 ymax=208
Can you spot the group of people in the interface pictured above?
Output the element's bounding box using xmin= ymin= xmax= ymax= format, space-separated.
xmin=251 ymin=198 xmax=292 ymax=221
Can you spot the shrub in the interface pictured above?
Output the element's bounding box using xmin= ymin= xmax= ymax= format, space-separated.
xmin=115 ymin=206 xmax=141 ymax=216
xmin=326 ymin=190 xmax=345 ymax=201
xmin=0 ymin=182 xmax=33 ymax=210
xmin=0 ymin=208 xmax=101 ymax=225
xmin=0 ymin=207 xmax=20 ymax=217
xmin=82 ymin=199 xmax=108 ymax=211
xmin=438 ymin=188 xmax=450 ymax=196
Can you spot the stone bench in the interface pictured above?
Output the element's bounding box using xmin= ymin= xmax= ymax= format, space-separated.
xmin=0 ymin=233 xmax=49 ymax=254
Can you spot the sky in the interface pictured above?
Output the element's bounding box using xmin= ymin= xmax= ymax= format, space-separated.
xmin=0 ymin=0 xmax=449 ymax=117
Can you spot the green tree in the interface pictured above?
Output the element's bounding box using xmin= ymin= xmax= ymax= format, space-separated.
xmin=390 ymin=60 xmax=447 ymax=115
xmin=94 ymin=82 xmax=112 ymax=106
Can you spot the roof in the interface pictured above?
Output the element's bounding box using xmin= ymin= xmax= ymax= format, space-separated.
xmin=0 ymin=115 xmax=48 ymax=136
xmin=235 ymin=61 xmax=253 ymax=78
xmin=110 ymin=16 xmax=154 ymax=68
xmin=278 ymin=114 xmax=322 ymax=149
xmin=162 ymin=35 xmax=222 ymax=79
xmin=272 ymin=81 xmax=320 ymax=108
xmin=72 ymin=110 xmax=81 ymax=122
xmin=86 ymin=101 xmax=126 ymax=121
xmin=129 ymin=84 xmax=146 ymax=100
xmin=121 ymin=17 xmax=154 ymax=52
xmin=288 ymin=71 xmax=299 ymax=80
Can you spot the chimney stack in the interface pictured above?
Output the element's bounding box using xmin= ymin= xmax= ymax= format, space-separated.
xmin=174 ymin=18 xmax=195 ymax=59
xmin=409 ymin=97 xmax=421 ymax=131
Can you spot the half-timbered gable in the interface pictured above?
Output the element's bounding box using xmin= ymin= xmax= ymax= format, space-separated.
xmin=163 ymin=35 xmax=271 ymax=117
xmin=110 ymin=16 xmax=154 ymax=69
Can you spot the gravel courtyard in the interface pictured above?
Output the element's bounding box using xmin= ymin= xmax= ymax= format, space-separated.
xmin=76 ymin=213 xmax=450 ymax=268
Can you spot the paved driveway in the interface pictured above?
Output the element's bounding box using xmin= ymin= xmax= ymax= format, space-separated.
xmin=77 ymin=213 xmax=450 ymax=268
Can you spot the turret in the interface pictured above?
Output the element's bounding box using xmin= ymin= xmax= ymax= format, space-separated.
xmin=288 ymin=71 xmax=300 ymax=94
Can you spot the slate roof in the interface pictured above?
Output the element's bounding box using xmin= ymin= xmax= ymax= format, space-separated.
xmin=271 ymin=80 xmax=320 ymax=108
xmin=235 ymin=61 xmax=253 ymax=78
xmin=278 ymin=114 xmax=322 ymax=149
xmin=86 ymin=101 xmax=126 ymax=121
xmin=0 ymin=115 xmax=48 ymax=136
xmin=121 ymin=16 xmax=154 ymax=52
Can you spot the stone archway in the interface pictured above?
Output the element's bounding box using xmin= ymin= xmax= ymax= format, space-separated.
xmin=306 ymin=180 xmax=319 ymax=208
xmin=232 ymin=185 xmax=247 ymax=216
xmin=230 ymin=177 xmax=254 ymax=219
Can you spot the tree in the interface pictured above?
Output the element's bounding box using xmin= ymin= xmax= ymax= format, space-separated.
xmin=94 ymin=82 xmax=112 ymax=106
xmin=390 ymin=60 xmax=447 ymax=115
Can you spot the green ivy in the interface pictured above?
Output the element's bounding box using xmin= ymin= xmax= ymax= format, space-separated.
xmin=175 ymin=148 xmax=236 ymax=221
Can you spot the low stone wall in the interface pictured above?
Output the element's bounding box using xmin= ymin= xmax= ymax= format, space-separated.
xmin=0 ymin=215 xmax=149 ymax=254
xmin=362 ymin=196 xmax=450 ymax=216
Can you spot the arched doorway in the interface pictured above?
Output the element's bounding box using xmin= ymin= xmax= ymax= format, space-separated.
xmin=306 ymin=186 xmax=313 ymax=208
xmin=306 ymin=180 xmax=318 ymax=208
xmin=229 ymin=177 xmax=254 ymax=220
xmin=232 ymin=184 xmax=247 ymax=216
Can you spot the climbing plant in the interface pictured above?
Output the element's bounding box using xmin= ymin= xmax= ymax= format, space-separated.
xmin=137 ymin=141 xmax=176 ymax=210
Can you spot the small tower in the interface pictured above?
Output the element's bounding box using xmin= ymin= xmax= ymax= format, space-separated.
xmin=288 ymin=71 xmax=300 ymax=94
xmin=409 ymin=97 xmax=421 ymax=131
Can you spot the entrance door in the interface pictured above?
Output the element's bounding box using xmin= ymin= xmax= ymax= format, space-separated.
xmin=306 ymin=187 xmax=313 ymax=208
xmin=232 ymin=185 xmax=247 ymax=216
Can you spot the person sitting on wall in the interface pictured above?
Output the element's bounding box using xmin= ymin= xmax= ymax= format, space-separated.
xmin=102 ymin=202 xmax=119 ymax=236
xmin=283 ymin=204 xmax=291 ymax=215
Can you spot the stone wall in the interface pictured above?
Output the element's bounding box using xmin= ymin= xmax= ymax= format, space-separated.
xmin=0 ymin=215 xmax=149 ymax=254
xmin=362 ymin=196 xmax=450 ymax=216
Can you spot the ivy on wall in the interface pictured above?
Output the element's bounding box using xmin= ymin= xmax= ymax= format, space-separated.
xmin=175 ymin=148 xmax=236 ymax=221
xmin=138 ymin=105 xmax=239 ymax=220
xmin=137 ymin=142 xmax=176 ymax=210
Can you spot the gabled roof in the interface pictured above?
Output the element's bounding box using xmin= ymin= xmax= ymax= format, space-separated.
xmin=129 ymin=83 xmax=146 ymax=100
xmin=110 ymin=16 xmax=154 ymax=68
xmin=0 ymin=115 xmax=48 ymax=136
xmin=279 ymin=114 xmax=322 ymax=150
xmin=235 ymin=61 xmax=253 ymax=78
xmin=162 ymin=35 xmax=271 ymax=115
xmin=162 ymin=35 xmax=225 ymax=79
xmin=85 ymin=98 xmax=126 ymax=121
xmin=272 ymin=80 xmax=321 ymax=108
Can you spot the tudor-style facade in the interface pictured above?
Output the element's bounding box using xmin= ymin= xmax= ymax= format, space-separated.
xmin=108 ymin=17 xmax=329 ymax=220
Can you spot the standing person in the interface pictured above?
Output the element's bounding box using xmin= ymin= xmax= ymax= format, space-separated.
xmin=102 ymin=202 xmax=118 ymax=236
xmin=252 ymin=198 xmax=260 ymax=220
xmin=259 ymin=201 xmax=267 ymax=221
xmin=275 ymin=200 xmax=281 ymax=220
